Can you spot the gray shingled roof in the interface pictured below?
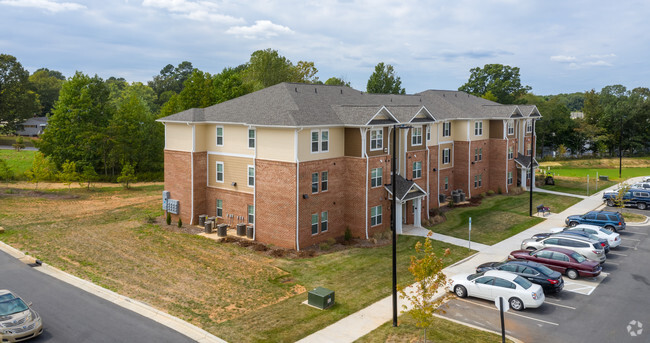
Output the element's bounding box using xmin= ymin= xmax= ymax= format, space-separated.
xmin=158 ymin=83 xmax=540 ymax=127
xmin=514 ymin=153 xmax=540 ymax=168
xmin=384 ymin=174 xmax=427 ymax=202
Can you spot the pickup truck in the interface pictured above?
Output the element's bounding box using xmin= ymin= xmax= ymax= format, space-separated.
xmin=602 ymin=188 xmax=650 ymax=210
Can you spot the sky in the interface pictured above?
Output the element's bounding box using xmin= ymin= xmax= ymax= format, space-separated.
xmin=2 ymin=0 xmax=649 ymax=95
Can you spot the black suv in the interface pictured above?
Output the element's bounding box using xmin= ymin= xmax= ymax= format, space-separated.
xmin=475 ymin=260 xmax=564 ymax=294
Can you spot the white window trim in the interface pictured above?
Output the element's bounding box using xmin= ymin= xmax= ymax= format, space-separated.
xmin=370 ymin=128 xmax=383 ymax=151
xmin=371 ymin=167 xmax=382 ymax=188
xmin=526 ymin=119 xmax=533 ymax=133
xmin=321 ymin=171 xmax=328 ymax=192
xmin=411 ymin=127 xmax=423 ymax=146
xmin=443 ymin=122 xmax=451 ymax=137
xmin=321 ymin=129 xmax=329 ymax=153
xmin=508 ymin=146 xmax=514 ymax=160
xmin=311 ymin=213 xmax=319 ymax=235
xmin=216 ymin=126 xmax=224 ymax=147
xmin=444 ymin=176 xmax=449 ymax=190
xmin=247 ymin=165 xmax=255 ymax=187
xmin=413 ymin=161 xmax=422 ymax=179
xmin=443 ymin=148 xmax=451 ymax=164
xmin=311 ymin=130 xmax=319 ymax=153
xmin=321 ymin=211 xmax=328 ymax=232
xmin=507 ymin=171 xmax=513 ymax=185
xmin=371 ymin=205 xmax=382 ymax=227
xmin=248 ymin=128 xmax=256 ymax=149
xmin=216 ymin=199 xmax=223 ymax=218
xmin=474 ymin=121 xmax=483 ymax=136
xmin=248 ymin=205 xmax=255 ymax=224
xmin=312 ymin=172 xmax=319 ymax=193
xmin=215 ymin=161 xmax=224 ymax=183
xmin=426 ymin=125 xmax=431 ymax=141
xmin=507 ymin=120 xmax=514 ymax=135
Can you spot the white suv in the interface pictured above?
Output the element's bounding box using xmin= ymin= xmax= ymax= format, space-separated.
xmin=521 ymin=234 xmax=606 ymax=263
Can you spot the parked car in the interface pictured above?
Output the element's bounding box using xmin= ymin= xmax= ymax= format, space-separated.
xmin=476 ymin=260 xmax=564 ymax=294
xmin=557 ymin=224 xmax=621 ymax=248
xmin=509 ymin=247 xmax=602 ymax=280
xmin=602 ymin=188 xmax=650 ymax=210
xmin=0 ymin=290 xmax=43 ymax=342
xmin=521 ymin=233 xmax=606 ymax=263
xmin=546 ymin=229 xmax=610 ymax=253
xmin=565 ymin=210 xmax=626 ymax=232
xmin=642 ymin=176 xmax=650 ymax=183
xmin=449 ymin=270 xmax=545 ymax=311
xmin=630 ymin=182 xmax=650 ymax=190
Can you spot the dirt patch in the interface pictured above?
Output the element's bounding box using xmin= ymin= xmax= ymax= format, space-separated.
xmin=0 ymin=188 xmax=79 ymax=199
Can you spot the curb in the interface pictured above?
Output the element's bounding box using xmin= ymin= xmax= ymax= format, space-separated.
xmin=0 ymin=240 xmax=227 ymax=343
xmin=432 ymin=313 xmax=524 ymax=343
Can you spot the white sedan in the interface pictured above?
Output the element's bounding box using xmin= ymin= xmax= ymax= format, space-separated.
xmin=551 ymin=224 xmax=621 ymax=248
xmin=449 ymin=270 xmax=545 ymax=311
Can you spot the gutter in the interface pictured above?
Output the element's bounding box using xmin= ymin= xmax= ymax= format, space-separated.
xmin=190 ymin=122 xmax=195 ymax=225
xmin=295 ymin=128 xmax=303 ymax=251
xmin=361 ymin=128 xmax=369 ymax=239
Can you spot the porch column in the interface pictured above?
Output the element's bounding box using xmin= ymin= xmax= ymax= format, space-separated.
xmin=395 ymin=201 xmax=403 ymax=234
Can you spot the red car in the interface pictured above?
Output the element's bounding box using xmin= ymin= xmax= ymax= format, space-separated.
xmin=509 ymin=247 xmax=602 ymax=280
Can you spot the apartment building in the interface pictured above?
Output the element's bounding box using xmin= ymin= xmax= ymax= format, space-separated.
xmin=158 ymin=82 xmax=540 ymax=250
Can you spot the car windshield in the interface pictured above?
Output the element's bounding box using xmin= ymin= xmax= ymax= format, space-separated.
xmin=570 ymin=252 xmax=586 ymax=263
xmin=599 ymin=228 xmax=614 ymax=235
xmin=536 ymin=265 xmax=555 ymax=276
xmin=0 ymin=298 xmax=28 ymax=316
xmin=513 ymin=276 xmax=533 ymax=289
xmin=0 ymin=293 xmax=16 ymax=302
xmin=467 ymin=272 xmax=484 ymax=281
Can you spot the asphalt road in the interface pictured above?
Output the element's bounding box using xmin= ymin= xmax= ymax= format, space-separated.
xmin=440 ymin=221 xmax=650 ymax=343
xmin=0 ymin=250 xmax=195 ymax=343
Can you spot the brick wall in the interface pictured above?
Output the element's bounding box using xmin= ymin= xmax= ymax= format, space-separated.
xmin=192 ymin=151 xmax=207 ymax=224
xmin=366 ymin=156 xmax=391 ymax=238
xmin=164 ymin=150 xmax=192 ymax=223
xmin=454 ymin=141 xmax=470 ymax=195
xmin=487 ymin=139 xmax=507 ymax=193
xmin=255 ymin=159 xmax=296 ymax=249
xmin=428 ymin=146 xmax=440 ymax=211
xmin=205 ymin=187 xmax=253 ymax=226
xmin=469 ymin=139 xmax=489 ymax=196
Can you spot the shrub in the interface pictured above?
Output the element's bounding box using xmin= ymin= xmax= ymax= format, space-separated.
xmin=480 ymin=192 xmax=486 ymax=198
xmin=497 ymin=187 xmax=503 ymax=194
xmin=487 ymin=190 xmax=495 ymax=196
xmin=166 ymin=212 xmax=172 ymax=225
xmin=177 ymin=217 xmax=183 ymax=228
xmin=344 ymin=227 xmax=352 ymax=241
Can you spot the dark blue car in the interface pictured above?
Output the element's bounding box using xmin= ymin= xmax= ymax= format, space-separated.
xmin=565 ymin=211 xmax=626 ymax=232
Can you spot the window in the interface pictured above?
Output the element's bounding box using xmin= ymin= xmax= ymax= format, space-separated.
xmin=507 ymin=120 xmax=514 ymax=135
xmin=311 ymin=213 xmax=318 ymax=235
xmin=551 ymin=252 xmax=569 ymax=262
xmin=321 ymin=211 xmax=328 ymax=232
xmin=311 ymin=129 xmax=329 ymax=153
xmin=370 ymin=129 xmax=383 ymax=151
xmin=493 ymin=278 xmax=515 ymax=289
xmin=474 ymin=175 xmax=478 ymax=188
xmin=444 ymin=176 xmax=449 ymax=191
xmin=443 ymin=148 xmax=450 ymax=164
xmin=478 ymin=148 xmax=482 ymax=161
xmin=311 ymin=131 xmax=319 ymax=153
xmin=371 ymin=168 xmax=382 ymax=188
xmin=247 ymin=166 xmax=255 ymax=187
xmin=312 ymin=173 xmax=319 ymax=193
xmin=507 ymin=172 xmax=513 ymax=185
xmin=526 ymin=119 xmax=532 ymax=133
xmin=535 ymin=250 xmax=553 ymax=259
xmin=526 ymin=143 xmax=532 ymax=155
xmin=413 ymin=161 xmax=422 ymax=179
xmin=474 ymin=121 xmax=483 ymax=136
xmin=475 ymin=276 xmax=494 ymax=285
xmin=411 ymin=127 xmax=422 ymax=146
xmin=216 ymin=199 xmax=223 ymax=217
xmin=371 ymin=205 xmax=382 ymax=226
xmin=216 ymin=162 xmax=224 ymax=183
xmin=321 ymin=130 xmax=329 ymax=152
xmin=248 ymin=205 xmax=254 ymax=224
xmin=216 ymin=126 xmax=224 ymax=146
xmin=508 ymin=146 xmax=514 ymax=159
xmin=426 ymin=125 xmax=431 ymax=141
xmin=443 ymin=122 xmax=451 ymax=137
xmin=248 ymin=129 xmax=255 ymax=149
xmin=474 ymin=148 xmax=478 ymax=162
xmin=321 ymin=171 xmax=328 ymax=192
xmin=478 ymin=174 xmax=482 ymax=187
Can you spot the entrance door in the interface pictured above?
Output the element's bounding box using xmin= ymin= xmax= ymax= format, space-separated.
xmin=412 ymin=198 xmax=422 ymax=227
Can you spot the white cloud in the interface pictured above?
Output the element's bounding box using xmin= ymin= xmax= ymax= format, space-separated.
xmin=550 ymin=55 xmax=577 ymax=62
xmin=226 ymin=20 xmax=293 ymax=39
xmin=0 ymin=0 xmax=85 ymax=12
xmin=142 ymin=0 xmax=243 ymax=24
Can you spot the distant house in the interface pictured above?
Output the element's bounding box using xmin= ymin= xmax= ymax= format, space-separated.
xmin=570 ymin=111 xmax=584 ymax=119
xmin=17 ymin=117 xmax=48 ymax=136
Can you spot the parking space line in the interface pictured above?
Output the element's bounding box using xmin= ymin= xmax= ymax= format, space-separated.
xmin=544 ymin=301 xmax=576 ymax=310
xmin=608 ymin=252 xmax=628 ymax=257
xmin=604 ymin=262 xmax=619 ymax=266
xmin=624 ymin=238 xmax=642 ymax=241
xmin=626 ymin=231 xmax=648 ymax=235
xmin=455 ymin=298 xmax=560 ymax=326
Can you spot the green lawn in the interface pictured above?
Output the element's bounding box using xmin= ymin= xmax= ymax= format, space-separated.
xmin=429 ymin=192 xmax=581 ymax=245
xmin=0 ymin=135 xmax=37 ymax=147
xmin=355 ymin=312 xmax=513 ymax=343
xmin=0 ymin=149 xmax=35 ymax=179
xmin=542 ymin=167 xmax=650 ymax=181
xmin=538 ymin=175 xmax=617 ymax=196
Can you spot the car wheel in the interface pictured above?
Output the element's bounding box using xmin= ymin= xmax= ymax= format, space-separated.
xmin=509 ymin=297 xmax=524 ymax=311
xmin=454 ymin=285 xmax=467 ymax=298
xmin=638 ymin=203 xmax=647 ymax=210
xmin=605 ymin=225 xmax=616 ymax=233
xmin=526 ymin=247 xmax=536 ymax=251
xmin=566 ymin=269 xmax=579 ymax=280
xmin=606 ymin=199 xmax=615 ymax=207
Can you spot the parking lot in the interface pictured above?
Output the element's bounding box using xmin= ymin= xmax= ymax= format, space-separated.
xmin=439 ymin=220 xmax=649 ymax=343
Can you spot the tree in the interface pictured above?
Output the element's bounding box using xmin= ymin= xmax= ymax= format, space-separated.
xmin=0 ymin=54 xmax=40 ymax=134
xmin=535 ymin=98 xmax=577 ymax=156
xmin=148 ymin=61 xmax=195 ymax=107
xmin=398 ymin=236 xmax=450 ymax=343
xmin=57 ymin=160 xmax=79 ymax=189
xmin=12 ymin=136 xmax=25 ymax=151
xmin=25 ymin=152 xmax=56 ymax=188
xmin=366 ymin=62 xmax=405 ymax=94
xmin=213 ymin=66 xmax=254 ymax=104
xmin=29 ymin=68 xmax=65 ymax=116
xmin=0 ymin=158 xmax=14 ymax=183
xmin=295 ymin=61 xmax=319 ymax=83
xmin=80 ymin=164 xmax=99 ymax=189
xmin=324 ymin=77 xmax=350 ymax=87
xmin=458 ymin=64 xmax=531 ymax=104
xmin=117 ymin=162 xmax=137 ymax=189
xmin=244 ymin=49 xmax=300 ymax=89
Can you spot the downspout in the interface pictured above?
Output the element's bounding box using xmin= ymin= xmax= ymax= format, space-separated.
xmin=190 ymin=122 xmax=195 ymax=225
xmin=467 ymin=121 xmax=472 ymax=199
xmin=425 ymin=133 xmax=430 ymax=219
xmin=252 ymin=125 xmax=257 ymax=241
xmin=437 ymin=129 xmax=441 ymax=207
xmin=505 ymin=120 xmax=510 ymax=194
xmin=361 ymin=128 xmax=369 ymax=239
xmin=295 ymin=128 xmax=303 ymax=251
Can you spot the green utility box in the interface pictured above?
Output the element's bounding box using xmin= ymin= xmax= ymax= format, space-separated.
xmin=308 ymin=287 xmax=335 ymax=309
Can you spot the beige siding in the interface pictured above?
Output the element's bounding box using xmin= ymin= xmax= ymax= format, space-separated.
xmin=205 ymin=124 xmax=254 ymax=156
xmin=427 ymin=123 xmax=438 ymax=146
xmin=207 ymin=154 xmax=254 ymax=194
xmin=439 ymin=143 xmax=454 ymax=169
xmin=452 ymin=120 xmax=469 ymax=141
xmin=298 ymin=127 xmax=345 ymax=161
xmin=471 ymin=120 xmax=489 ymax=140
xmin=194 ymin=124 xmax=209 ymax=152
xmin=165 ymin=123 xmax=193 ymax=152
xmin=257 ymin=127 xmax=295 ymax=162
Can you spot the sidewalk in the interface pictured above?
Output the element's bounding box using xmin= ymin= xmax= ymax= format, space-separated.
xmin=298 ymin=180 xmax=637 ymax=343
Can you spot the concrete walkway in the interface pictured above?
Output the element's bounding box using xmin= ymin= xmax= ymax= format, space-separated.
xmin=532 ymin=186 xmax=588 ymax=199
xmin=299 ymin=178 xmax=643 ymax=343
xmin=402 ymin=225 xmax=490 ymax=252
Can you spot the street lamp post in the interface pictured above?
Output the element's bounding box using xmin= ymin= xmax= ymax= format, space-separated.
xmin=391 ymin=124 xmax=397 ymax=327
xmin=619 ymin=114 xmax=623 ymax=179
